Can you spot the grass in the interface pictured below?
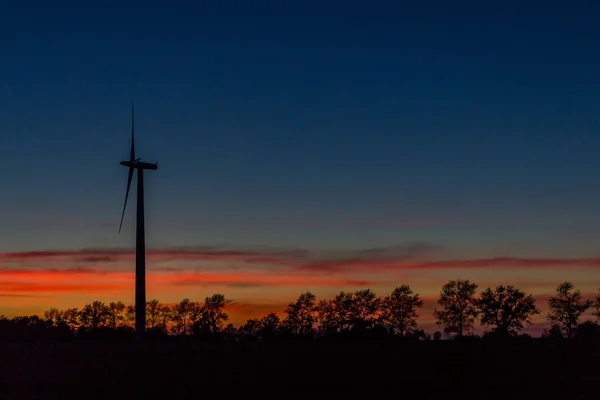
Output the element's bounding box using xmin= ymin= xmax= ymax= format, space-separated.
xmin=1 ymin=339 xmax=599 ymax=398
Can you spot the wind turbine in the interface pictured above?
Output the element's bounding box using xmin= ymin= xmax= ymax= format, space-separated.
xmin=118 ymin=101 xmax=158 ymax=342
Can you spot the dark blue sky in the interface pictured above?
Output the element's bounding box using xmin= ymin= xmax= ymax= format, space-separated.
xmin=1 ymin=1 xmax=600 ymax=256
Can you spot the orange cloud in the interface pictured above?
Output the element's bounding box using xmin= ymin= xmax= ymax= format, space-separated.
xmin=0 ymin=282 xmax=127 ymax=294
xmin=0 ymin=269 xmax=133 ymax=297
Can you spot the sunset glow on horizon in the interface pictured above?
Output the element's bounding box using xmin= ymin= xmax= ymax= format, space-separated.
xmin=2 ymin=245 xmax=598 ymax=334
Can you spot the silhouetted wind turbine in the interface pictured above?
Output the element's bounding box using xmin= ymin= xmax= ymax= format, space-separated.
xmin=118 ymin=101 xmax=158 ymax=342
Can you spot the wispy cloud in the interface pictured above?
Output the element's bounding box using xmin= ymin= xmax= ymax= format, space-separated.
xmin=406 ymin=257 xmax=600 ymax=270
xmin=296 ymin=256 xmax=600 ymax=273
xmin=0 ymin=246 xmax=308 ymax=266
xmin=3 ymin=244 xmax=600 ymax=275
xmin=166 ymin=272 xmax=374 ymax=288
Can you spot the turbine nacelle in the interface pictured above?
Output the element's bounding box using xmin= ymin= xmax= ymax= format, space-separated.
xmin=120 ymin=160 xmax=158 ymax=170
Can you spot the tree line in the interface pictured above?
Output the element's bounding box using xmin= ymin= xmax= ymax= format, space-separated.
xmin=1 ymin=280 xmax=600 ymax=341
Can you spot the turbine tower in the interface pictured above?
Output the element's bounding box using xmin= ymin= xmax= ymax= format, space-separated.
xmin=118 ymin=101 xmax=158 ymax=342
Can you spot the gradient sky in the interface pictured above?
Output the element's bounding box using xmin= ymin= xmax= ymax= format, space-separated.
xmin=1 ymin=1 xmax=600 ymax=333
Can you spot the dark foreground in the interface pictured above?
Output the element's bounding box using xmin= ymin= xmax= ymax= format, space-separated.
xmin=1 ymin=339 xmax=599 ymax=399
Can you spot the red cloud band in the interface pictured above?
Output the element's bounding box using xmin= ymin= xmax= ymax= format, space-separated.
xmin=0 ymin=268 xmax=376 ymax=296
xmin=3 ymin=247 xmax=600 ymax=274
xmin=0 ymin=282 xmax=126 ymax=294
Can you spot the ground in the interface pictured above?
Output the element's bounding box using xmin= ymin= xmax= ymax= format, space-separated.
xmin=0 ymin=339 xmax=599 ymax=399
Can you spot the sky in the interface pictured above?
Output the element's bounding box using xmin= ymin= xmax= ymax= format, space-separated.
xmin=1 ymin=1 xmax=600 ymax=333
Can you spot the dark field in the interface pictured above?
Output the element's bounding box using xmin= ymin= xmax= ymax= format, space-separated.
xmin=1 ymin=340 xmax=599 ymax=399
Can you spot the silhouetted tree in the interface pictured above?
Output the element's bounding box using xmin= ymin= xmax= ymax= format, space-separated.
xmin=477 ymin=285 xmax=540 ymax=337
xmin=547 ymin=282 xmax=593 ymax=339
xmin=250 ymin=312 xmax=280 ymax=340
xmin=222 ymin=323 xmax=237 ymax=340
xmin=573 ymin=320 xmax=600 ymax=341
xmin=541 ymin=325 xmax=564 ymax=340
xmin=11 ymin=286 xmax=600 ymax=343
xmin=240 ymin=313 xmax=281 ymax=340
xmin=63 ymin=308 xmax=80 ymax=330
xmin=107 ymin=301 xmax=126 ymax=329
xmin=171 ymin=298 xmax=202 ymax=336
xmin=329 ymin=291 xmax=355 ymax=332
xmin=80 ymin=301 xmax=110 ymax=330
xmin=282 ymin=291 xmax=317 ymax=337
xmin=43 ymin=308 xmax=63 ymax=327
xmin=382 ymin=285 xmax=423 ymax=337
xmin=257 ymin=312 xmax=281 ymax=340
xmin=593 ymin=289 xmax=600 ymax=321
xmin=346 ymin=289 xmax=382 ymax=332
xmin=316 ymin=299 xmax=339 ymax=335
xmin=146 ymin=299 xmax=162 ymax=330
xmin=9 ymin=315 xmax=50 ymax=340
xmin=240 ymin=318 xmax=261 ymax=339
xmin=156 ymin=303 xmax=172 ymax=333
xmin=173 ymin=298 xmax=202 ymax=336
xmin=195 ymin=294 xmax=229 ymax=334
xmin=434 ymin=279 xmax=479 ymax=338
xmin=125 ymin=304 xmax=136 ymax=327
xmin=407 ymin=328 xmax=430 ymax=340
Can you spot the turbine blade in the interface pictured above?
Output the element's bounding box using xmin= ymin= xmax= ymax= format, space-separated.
xmin=118 ymin=167 xmax=135 ymax=233
xmin=130 ymin=101 xmax=135 ymax=161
